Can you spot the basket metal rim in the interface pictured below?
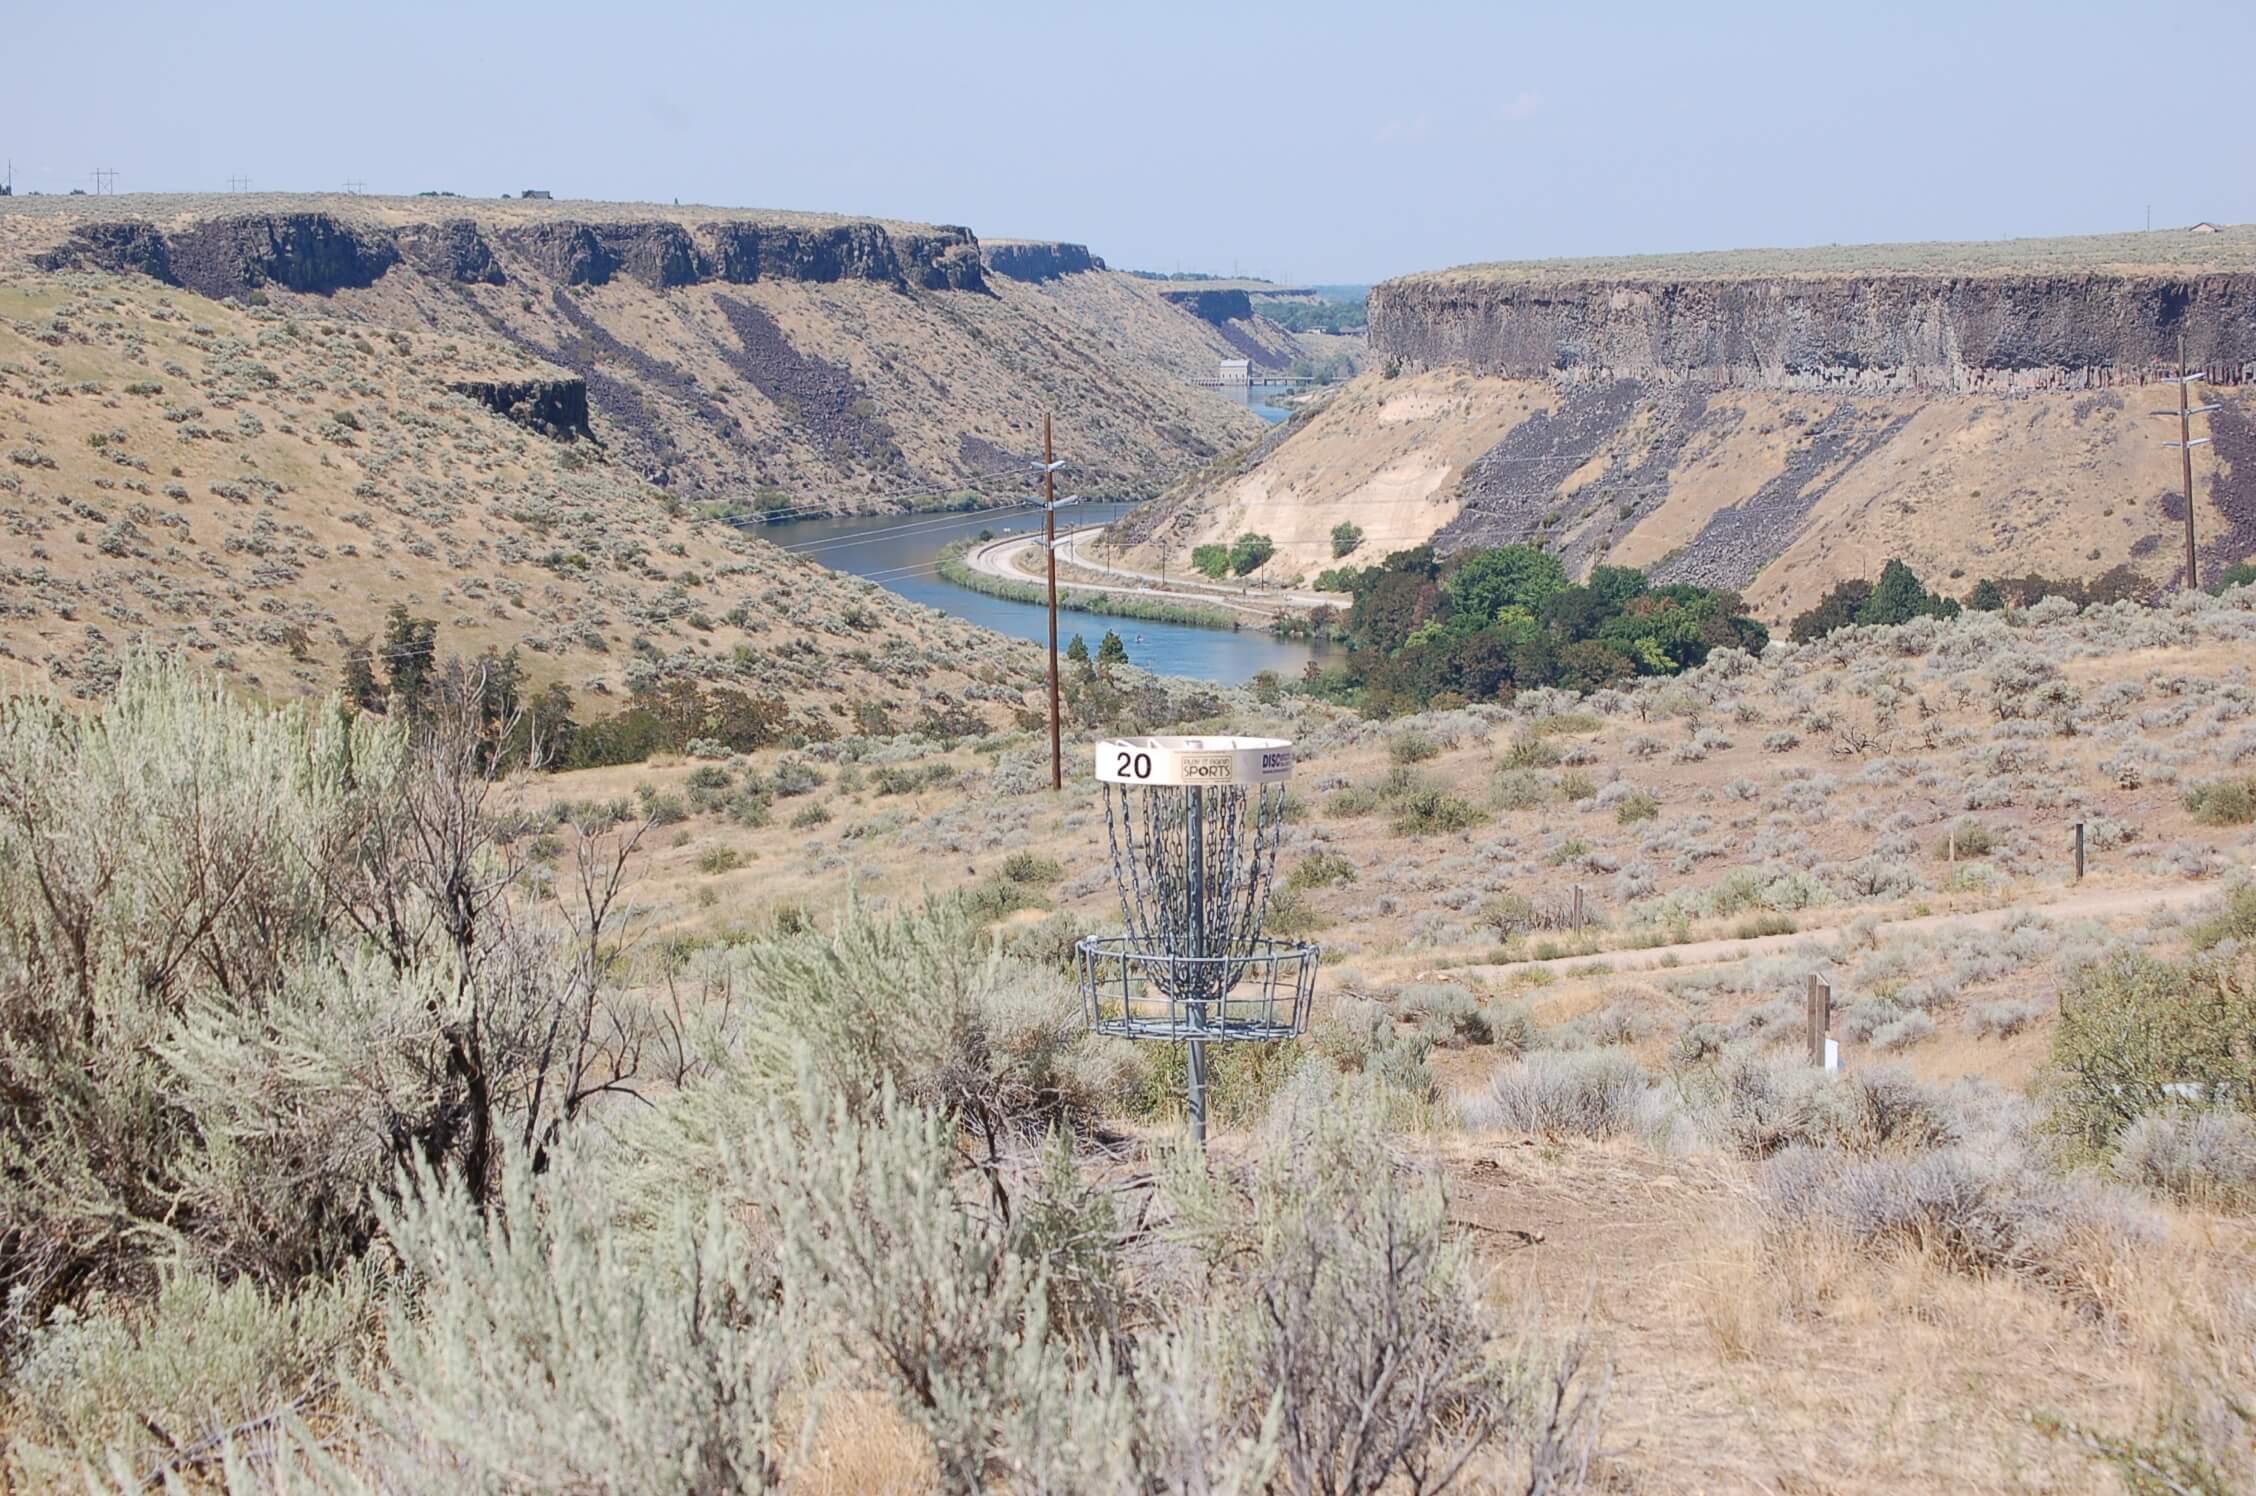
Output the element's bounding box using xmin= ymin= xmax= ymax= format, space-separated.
xmin=1074 ymin=933 xmax=1322 ymax=965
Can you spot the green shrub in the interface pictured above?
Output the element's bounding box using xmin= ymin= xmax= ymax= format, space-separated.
xmin=1614 ymin=792 xmax=1660 ymax=824
xmin=1325 ymin=787 xmax=1380 ymax=817
xmin=1733 ymin=912 xmax=1798 ymax=939
xmin=1000 ymin=850 xmax=1062 ymax=885
xmin=2184 ymin=777 xmax=2256 ymax=826
xmin=1391 ymin=790 xmax=1486 ymax=837
xmin=1388 ymin=729 xmax=1440 ymax=765
xmin=1264 ymin=886 xmax=1330 ymax=938
xmin=1491 ymin=769 xmax=1549 ymax=810
xmin=1287 ymin=850 xmax=1358 ymax=890
xmin=1934 ymin=817 xmax=1995 ymax=859
xmin=1329 ymin=521 xmax=1364 ymax=559
xmin=1478 ymin=893 xmax=1537 ymax=938
xmin=1227 ymin=532 xmax=1275 ymax=575
xmin=1191 ymin=543 xmax=1231 ymax=580
xmin=1500 ymin=735 xmax=1560 ymax=770
xmin=2046 ymin=951 xmax=2256 ymax=1153
xmin=697 ymin=846 xmax=746 ymax=875
xmin=2189 ymin=884 xmax=2256 ymax=952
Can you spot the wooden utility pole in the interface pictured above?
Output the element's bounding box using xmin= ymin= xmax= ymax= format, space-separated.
xmin=2154 ymin=333 xmax=2220 ymax=590
xmin=1043 ymin=415 xmax=1062 ymax=791
xmin=2074 ymin=821 xmax=2086 ymax=881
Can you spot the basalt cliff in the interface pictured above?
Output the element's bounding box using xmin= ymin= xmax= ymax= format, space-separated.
xmin=0 ymin=196 xmax=1289 ymax=502
xmin=1370 ymin=269 xmax=2256 ymax=394
xmin=1126 ymin=229 xmax=2256 ymax=618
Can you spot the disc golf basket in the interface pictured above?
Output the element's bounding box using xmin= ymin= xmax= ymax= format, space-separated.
xmin=1077 ymin=736 xmax=1319 ymax=1146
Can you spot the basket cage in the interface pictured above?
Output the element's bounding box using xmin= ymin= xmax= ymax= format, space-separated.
xmin=1078 ymin=760 xmax=1318 ymax=1043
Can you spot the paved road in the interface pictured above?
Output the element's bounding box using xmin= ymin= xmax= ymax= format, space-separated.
xmin=964 ymin=528 xmax=1346 ymax=615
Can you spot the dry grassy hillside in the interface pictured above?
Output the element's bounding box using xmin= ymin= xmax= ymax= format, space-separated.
xmin=0 ymin=194 xmax=1270 ymax=504
xmin=0 ymin=271 xmax=1037 ymax=715
xmin=1118 ymin=366 xmax=2256 ymax=619
xmin=1414 ymin=222 xmax=2256 ymax=284
xmin=510 ymin=591 xmax=2256 ymax=1491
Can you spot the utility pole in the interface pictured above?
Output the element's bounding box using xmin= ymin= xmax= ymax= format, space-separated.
xmin=226 ymin=174 xmax=251 ymax=193
xmin=90 ymin=168 xmax=117 ymax=195
xmin=342 ymin=179 xmax=366 ymax=195
xmin=1029 ymin=420 xmax=1079 ymax=792
xmin=2152 ymin=333 xmax=2220 ymax=590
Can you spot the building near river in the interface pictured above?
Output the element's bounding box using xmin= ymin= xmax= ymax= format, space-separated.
xmin=1218 ymin=357 xmax=1250 ymax=385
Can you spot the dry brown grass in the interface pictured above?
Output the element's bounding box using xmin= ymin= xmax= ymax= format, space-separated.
xmin=1129 ymin=363 xmax=2247 ymax=619
xmin=0 ymin=274 xmax=1038 ymax=709
xmin=1410 ymin=222 xmax=2256 ymax=286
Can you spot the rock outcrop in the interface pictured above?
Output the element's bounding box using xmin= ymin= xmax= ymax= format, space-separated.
xmin=35 ymin=222 xmax=172 ymax=281
xmin=164 ymin=214 xmax=401 ymax=299
xmin=497 ymin=220 xmax=703 ymax=289
xmin=1371 ymin=272 xmax=2256 ymax=391
xmin=1160 ymin=287 xmax=1255 ymax=325
xmin=397 ymin=219 xmax=505 ymax=284
xmin=29 ymin=212 xmax=988 ymax=297
xmin=983 ymin=241 xmax=1104 ymax=281
xmin=447 ymin=377 xmax=594 ymax=441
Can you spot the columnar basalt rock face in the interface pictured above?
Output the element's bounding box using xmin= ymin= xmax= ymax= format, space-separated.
xmin=983 ymin=241 xmax=1104 ymax=281
xmin=163 ymin=214 xmax=401 ymax=299
xmin=1370 ymin=274 xmax=2256 ymax=391
xmin=397 ymin=219 xmax=505 ymax=284
xmin=896 ymin=228 xmax=987 ymax=291
xmin=31 ymin=213 xmax=990 ymax=296
xmin=35 ymin=222 xmax=173 ymax=281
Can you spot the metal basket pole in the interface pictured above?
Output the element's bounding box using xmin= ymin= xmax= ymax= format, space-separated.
xmin=1186 ymin=783 xmax=1208 ymax=1147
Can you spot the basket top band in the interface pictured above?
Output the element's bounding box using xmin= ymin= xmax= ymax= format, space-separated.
xmin=1094 ymin=736 xmax=1293 ymax=787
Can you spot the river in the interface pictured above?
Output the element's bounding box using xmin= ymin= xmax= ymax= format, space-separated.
xmin=756 ymin=498 xmax=1328 ymax=686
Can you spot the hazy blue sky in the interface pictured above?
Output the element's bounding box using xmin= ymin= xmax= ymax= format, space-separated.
xmin=8 ymin=0 xmax=2251 ymax=283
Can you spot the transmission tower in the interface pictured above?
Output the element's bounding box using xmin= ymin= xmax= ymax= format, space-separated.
xmin=2152 ymin=333 xmax=2220 ymax=590
xmin=342 ymin=178 xmax=366 ymax=195
xmin=226 ymin=174 xmax=251 ymax=192
xmin=90 ymin=167 xmax=118 ymax=195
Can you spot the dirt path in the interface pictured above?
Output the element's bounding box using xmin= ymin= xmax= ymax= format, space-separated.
xmin=1443 ymin=878 xmax=2222 ymax=984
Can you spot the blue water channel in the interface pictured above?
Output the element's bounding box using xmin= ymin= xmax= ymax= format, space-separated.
xmin=757 ymin=495 xmax=1326 ymax=687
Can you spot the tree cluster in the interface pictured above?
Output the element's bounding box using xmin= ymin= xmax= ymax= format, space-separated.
xmin=343 ymin=605 xmax=799 ymax=771
xmin=1316 ymin=544 xmax=1768 ymax=712
xmin=1791 ymin=557 xmax=2171 ymax=643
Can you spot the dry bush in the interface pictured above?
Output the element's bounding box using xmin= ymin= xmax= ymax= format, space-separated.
xmin=1466 ymin=1051 xmax=1646 ymax=1139
xmin=357 ymin=1151 xmax=792 ymax=1492
xmin=0 ymin=658 xmax=647 ymax=1331
xmin=1756 ymin=1144 xmax=2157 ymax=1308
xmin=2112 ymin=1111 xmax=2256 ymax=1209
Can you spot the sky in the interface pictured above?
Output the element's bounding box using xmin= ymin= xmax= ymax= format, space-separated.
xmin=8 ymin=0 xmax=2253 ymax=285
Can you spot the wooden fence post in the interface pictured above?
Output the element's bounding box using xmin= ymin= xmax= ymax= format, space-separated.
xmin=2074 ymin=821 xmax=2086 ymax=881
xmin=1807 ymin=973 xmax=1833 ymax=1067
